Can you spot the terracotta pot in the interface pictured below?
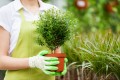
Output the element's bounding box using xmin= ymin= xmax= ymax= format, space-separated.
xmin=45 ymin=53 xmax=66 ymax=72
xmin=74 ymin=0 xmax=88 ymax=10
xmin=105 ymin=0 xmax=119 ymax=13
xmin=105 ymin=4 xmax=114 ymax=13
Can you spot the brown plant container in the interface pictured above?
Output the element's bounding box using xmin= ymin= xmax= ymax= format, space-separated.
xmin=105 ymin=0 xmax=119 ymax=13
xmin=45 ymin=53 xmax=66 ymax=72
xmin=105 ymin=4 xmax=114 ymax=13
xmin=74 ymin=0 xmax=88 ymax=10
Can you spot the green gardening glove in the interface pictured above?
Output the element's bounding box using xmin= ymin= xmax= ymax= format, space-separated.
xmin=38 ymin=50 xmax=68 ymax=76
xmin=29 ymin=50 xmax=59 ymax=75
xmin=52 ymin=58 xmax=68 ymax=76
xmin=36 ymin=50 xmax=68 ymax=76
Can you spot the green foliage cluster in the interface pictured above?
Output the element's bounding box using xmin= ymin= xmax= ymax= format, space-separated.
xmin=42 ymin=0 xmax=50 ymax=2
xmin=63 ymin=31 xmax=120 ymax=79
xmin=36 ymin=8 xmax=76 ymax=51
xmin=63 ymin=0 xmax=120 ymax=79
xmin=66 ymin=0 xmax=120 ymax=33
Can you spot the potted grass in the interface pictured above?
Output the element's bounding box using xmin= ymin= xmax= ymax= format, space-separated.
xmin=36 ymin=8 xmax=76 ymax=72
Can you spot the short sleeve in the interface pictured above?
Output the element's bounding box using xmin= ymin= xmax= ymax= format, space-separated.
xmin=0 ymin=7 xmax=10 ymax=32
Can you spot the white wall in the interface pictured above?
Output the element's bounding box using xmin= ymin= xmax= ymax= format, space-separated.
xmin=0 ymin=0 xmax=13 ymax=7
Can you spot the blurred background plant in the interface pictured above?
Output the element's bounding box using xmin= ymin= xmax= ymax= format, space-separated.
xmin=42 ymin=0 xmax=50 ymax=2
xmin=62 ymin=31 xmax=120 ymax=80
xmin=66 ymin=0 xmax=120 ymax=33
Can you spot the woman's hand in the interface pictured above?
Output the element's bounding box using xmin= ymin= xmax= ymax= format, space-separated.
xmin=52 ymin=58 xmax=68 ymax=76
xmin=29 ymin=50 xmax=60 ymax=75
xmin=53 ymin=47 xmax=68 ymax=76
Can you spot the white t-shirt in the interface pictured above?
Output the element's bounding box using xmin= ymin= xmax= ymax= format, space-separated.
xmin=0 ymin=0 xmax=57 ymax=54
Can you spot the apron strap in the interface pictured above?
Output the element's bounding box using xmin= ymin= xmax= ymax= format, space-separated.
xmin=19 ymin=9 xmax=26 ymax=21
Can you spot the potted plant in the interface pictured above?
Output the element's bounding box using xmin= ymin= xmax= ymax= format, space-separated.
xmin=105 ymin=0 xmax=119 ymax=13
xmin=74 ymin=0 xmax=88 ymax=10
xmin=36 ymin=8 xmax=76 ymax=72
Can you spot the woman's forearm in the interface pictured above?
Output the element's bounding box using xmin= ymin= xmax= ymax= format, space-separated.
xmin=0 ymin=27 xmax=28 ymax=70
xmin=0 ymin=55 xmax=29 ymax=70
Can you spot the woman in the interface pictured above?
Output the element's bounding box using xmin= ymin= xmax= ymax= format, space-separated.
xmin=0 ymin=0 xmax=67 ymax=80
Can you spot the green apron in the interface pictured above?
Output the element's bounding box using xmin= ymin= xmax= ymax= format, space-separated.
xmin=4 ymin=9 xmax=55 ymax=80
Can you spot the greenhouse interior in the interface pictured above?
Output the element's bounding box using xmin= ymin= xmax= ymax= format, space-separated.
xmin=0 ymin=0 xmax=120 ymax=80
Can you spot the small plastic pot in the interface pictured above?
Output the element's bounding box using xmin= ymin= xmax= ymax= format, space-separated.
xmin=45 ymin=53 xmax=66 ymax=72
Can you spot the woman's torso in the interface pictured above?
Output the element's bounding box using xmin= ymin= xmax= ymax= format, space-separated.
xmin=0 ymin=0 xmax=57 ymax=80
xmin=0 ymin=0 xmax=57 ymax=54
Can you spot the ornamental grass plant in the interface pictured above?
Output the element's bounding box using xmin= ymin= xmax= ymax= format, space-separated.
xmin=63 ymin=31 xmax=120 ymax=79
xmin=66 ymin=0 xmax=120 ymax=33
